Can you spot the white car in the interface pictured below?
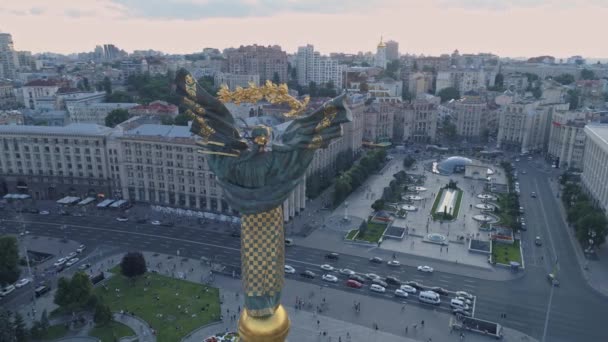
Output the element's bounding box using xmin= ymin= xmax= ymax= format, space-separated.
xmin=53 ymin=258 xmax=67 ymax=267
xmin=39 ymin=210 xmax=50 ymax=215
xmin=151 ymin=220 xmax=161 ymax=225
xmin=14 ymin=278 xmax=31 ymax=288
xmin=417 ymin=265 xmax=434 ymax=273
xmin=400 ymin=285 xmax=417 ymax=294
xmin=455 ymin=291 xmax=473 ymax=300
xmin=76 ymin=245 xmax=86 ymax=253
xmin=365 ymin=273 xmax=380 ymax=280
xmin=19 ymin=231 xmax=30 ymax=236
xmin=322 ymin=274 xmax=338 ymax=283
xmin=455 ymin=296 xmax=473 ymax=305
xmin=387 ymin=260 xmax=400 ymax=267
xmin=394 ymin=289 xmax=409 ymax=298
xmin=370 ymin=284 xmax=386 ymax=293
xmin=338 ymin=268 xmax=355 ymax=276
xmin=66 ymin=258 xmax=79 ymax=267
xmin=68 ymin=252 xmax=77 ymax=259
xmin=284 ymin=265 xmax=296 ymax=274
xmin=320 ymin=264 xmax=334 ymax=271
xmin=0 ymin=285 xmax=16 ymax=297
xmin=116 ymin=217 xmax=129 ymax=222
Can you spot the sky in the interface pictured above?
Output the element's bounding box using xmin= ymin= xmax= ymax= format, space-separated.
xmin=0 ymin=0 xmax=607 ymax=58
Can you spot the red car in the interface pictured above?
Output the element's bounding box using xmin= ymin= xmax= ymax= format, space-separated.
xmin=346 ymin=279 xmax=363 ymax=289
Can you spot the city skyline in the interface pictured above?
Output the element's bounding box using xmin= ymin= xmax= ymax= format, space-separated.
xmin=1 ymin=0 xmax=608 ymax=58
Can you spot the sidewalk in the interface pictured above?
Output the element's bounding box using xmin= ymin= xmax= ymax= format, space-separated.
xmin=113 ymin=312 xmax=156 ymax=342
xmin=549 ymin=178 xmax=608 ymax=297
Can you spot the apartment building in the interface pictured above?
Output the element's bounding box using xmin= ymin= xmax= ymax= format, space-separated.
xmin=226 ymin=45 xmax=288 ymax=83
xmin=452 ymin=97 xmax=488 ymax=139
xmin=401 ymin=99 xmax=438 ymax=143
xmin=547 ymin=111 xmax=589 ymax=170
xmin=436 ymin=69 xmax=487 ymax=94
xmin=67 ymin=102 xmax=138 ymax=125
xmin=0 ymin=124 xmax=113 ymax=199
xmin=0 ymin=82 xmax=17 ymax=109
xmin=214 ymin=73 xmax=260 ymax=90
xmin=582 ymin=124 xmax=608 ymax=213
xmin=296 ymin=45 xmax=344 ymax=89
xmin=363 ymin=102 xmax=395 ymax=143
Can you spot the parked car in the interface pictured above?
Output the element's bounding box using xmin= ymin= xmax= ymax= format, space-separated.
xmin=300 ymin=270 xmax=316 ymax=279
xmin=14 ymin=278 xmax=31 ymax=288
xmin=76 ymin=245 xmax=86 ymax=253
xmin=417 ymin=265 xmax=434 ymax=273
xmin=53 ymin=258 xmax=67 ymax=267
xmin=116 ymin=217 xmax=129 ymax=222
xmin=387 ymin=260 xmax=401 ymax=267
xmin=385 ymin=276 xmax=401 ymax=286
xmin=325 ymin=253 xmax=339 ymax=260
xmin=430 ymin=287 xmax=449 ymax=296
xmin=371 ymin=278 xmax=388 ymax=287
xmin=161 ymin=222 xmax=174 ymax=227
xmin=365 ymin=273 xmax=380 ymax=280
xmin=34 ymin=285 xmax=51 ymax=297
xmin=369 ymin=257 xmax=383 ymax=264
xmin=453 ymin=308 xmax=472 ymax=317
xmin=455 ymin=291 xmax=473 ymax=300
xmin=136 ymin=218 xmax=147 ymax=224
xmin=400 ymin=285 xmax=417 ymax=294
xmin=394 ymin=289 xmax=409 ymax=298
xmin=547 ymin=273 xmax=560 ymax=287
xmin=348 ymin=274 xmax=366 ymax=283
xmin=39 ymin=210 xmax=50 ymax=215
xmin=455 ymin=296 xmax=473 ymax=305
xmin=403 ymin=281 xmax=425 ymax=290
xmin=531 ymin=192 xmax=537 ymax=198
xmin=284 ymin=265 xmax=296 ymax=274
xmin=346 ymin=279 xmax=363 ymax=289
xmin=320 ymin=264 xmax=334 ymax=271
xmin=66 ymin=258 xmax=79 ymax=267
xmin=322 ymin=274 xmax=338 ymax=283
xmin=67 ymin=252 xmax=77 ymax=259
xmin=78 ymin=263 xmax=91 ymax=271
xmin=535 ymin=236 xmax=542 ymax=246
xmin=151 ymin=220 xmax=161 ymax=225
xmin=370 ymin=284 xmax=386 ymax=293
xmin=338 ymin=268 xmax=355 ymax=276
xmin=0 ymin=285 xmax=15 ymax=297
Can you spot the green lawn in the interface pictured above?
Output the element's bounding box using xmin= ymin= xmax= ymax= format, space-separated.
xmin=431 ymin=188 xmax=463 ymax=220
xmin=38 ymin=324 xmax=69 ymax=340
xmin=496 ymin=194 xmax=515 ymax=228
xmin=492 ymin=240 xmax=522 ymax=264
xmin=430 ymin=188 xmax=445 ymax=215
xmin=345 ymin=230 xmax=358 ymax=240
xmin=89 ymin=321 xmax=135 ymax=342
xmin=355 ymin=222 xmax=387 ymax=243
xmin=95 ymin=272 xmax=220 ymax=341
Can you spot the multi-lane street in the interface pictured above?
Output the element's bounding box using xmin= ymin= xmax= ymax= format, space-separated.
xmin=1 ymin=157 xmax=606 ymax=341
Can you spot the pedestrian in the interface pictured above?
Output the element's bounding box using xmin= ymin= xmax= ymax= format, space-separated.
xmin=421 ymin=320 xmax=424 ymax=327
xmin=413 ymin=324 xmax=417 ymax=330
xmin=405 ymin=326 xmax=408 ymax=334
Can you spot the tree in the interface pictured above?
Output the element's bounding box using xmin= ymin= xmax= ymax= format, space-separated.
xmin=39 ymin=310 xmax=49 ymax=332
xmin=105 ymin=109 xmax=130 ymax=128
xmin=82 ymin=77 xmax=91 ymax=91
xmin=0 ymin=310 xmax=15 ymax=342
xmin=70 ymin=272 xmax=93 ymax=308
xmin=120 ymin=252 xmax=147 ymax=279
xmin=160 ymin=115 xmax=174 ymax=125
xmin=494 ymin=73 xmax=504 ymax=88
xmin=437 ymin=87 xmax=460 ymax=102
xmin=102 ymin=76 xmax=112 ymax=94
xmin=94 ymin=302 xmax=112 ymax=326
xmin=173 ymin=113 xmax=190 ymax=126
xmin=308 ymin=81 xmax=318 ymax=97
xmin=13 ymin=312 xmax=27 ymax=342
xmin=402 ymin=156 xmax=415 ymax=168
xmin=0 ymin=236 xmax=20 ymax=286
xmin=371 ymin=199 xmax=385 ymax=211
xmin=197 ymin=76 xmax=217 ymax=95
xmin=272 ymin=72 xmax=281 ymax=85
xmin=531 ymin=86 xmax=542 ymax=99
xmin=566 ymin=89 xmax=580 ymax=110
xmin=358 ymin=221 xmax=368 ymax=237
xmin=106 ymin=91 xmax=134 ymax=103
xmin=54 ymin=277 xmax=71 ymax=308
xmin=581 ymin=68 xmax=596 ymax=80
xmin=553 ymin=73 xmax=575 ymax=85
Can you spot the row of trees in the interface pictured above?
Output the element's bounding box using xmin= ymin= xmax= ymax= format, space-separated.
xmin=306 ymin=149 xmax=355 ymax=199
xmin=0 ymin=236 xmax=20 ymax=286
xmin=561 ymin=183 xmax=607 ymax=248
xmin=0 ymin=309 xmax=27 ymax=342
xmin=333 ymin=149 xmax=387 ymax=205
xmin=380 ymin=170 xmax=409 ymax=203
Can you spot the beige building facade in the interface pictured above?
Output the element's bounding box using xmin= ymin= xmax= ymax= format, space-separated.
xmin=547 ymin=111 xmax=588 ymax=170
xmin=582 ymin=124 xmax=608 ymax=213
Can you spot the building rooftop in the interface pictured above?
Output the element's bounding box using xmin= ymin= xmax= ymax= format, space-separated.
xmin=24 ymin=79 xmax=62 ymax=87
xmin=585 ymin=124 xmax=608 ymax=146
xmin=124 ymin=124 xmax=195 ymax=138
xmin=0 ymin=123 xmax=112 ymax=135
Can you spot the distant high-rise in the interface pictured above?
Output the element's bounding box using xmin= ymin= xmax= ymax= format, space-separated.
xmin=385 ymin=40 xmax=399 ymax=61
xmin=225 ymin=45 xmax=288 ymax=83
xmin=375 ymin=36 xmax=387 ymax=69
xmin=103 ymin=44 xmax=120 ymax=60
xmin=0 ymin=33 xmax=18 ymax=80
xmin=296 ymin=44 xmax=344 ymax=89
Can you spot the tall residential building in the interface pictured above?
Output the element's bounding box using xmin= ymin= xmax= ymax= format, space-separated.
xmin=452 ymin=97 xmax=488 ymax=139
xmin=401 ymin=99 xmax=438 ymax=143
xmin=385 ymin=40 xmax=399 ymax=61
xmin=547 ymin=111 xmax=589 ymax=170
xmin=226 ymin=45 xmax=288 ymax=83
xmin=581 ymin=124 xmax=608 ymax=213
xmin=436 ymin=69 xmax=487 ymax=94
xmin=375 ymin=37 xmax=387 ymax=69
xmin=0 ymin=33 xmax=17 ymax=80
xmin=296 ymin=45 xmax=344 ymax=89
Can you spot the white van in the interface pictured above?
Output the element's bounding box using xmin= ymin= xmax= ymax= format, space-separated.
xmin=0 ymin=284 xmax=16 ymax=297
xmin=418 ymin=291 xmax=441 ymax=305
xmin=450 ymin=298 xmax=470 ymax=311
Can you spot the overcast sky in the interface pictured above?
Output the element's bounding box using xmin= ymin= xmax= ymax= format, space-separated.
xmin=0 ymin=0 xmax=606 ymax=58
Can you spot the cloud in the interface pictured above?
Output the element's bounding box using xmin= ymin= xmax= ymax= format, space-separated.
xmin=109 ymin=0 xmax=399 ymax=19
xmin=29 ymin=7 xmax=45 ymax=15
xmin=435 ymin=0 xmax=608 ymax=10
xmin=64 ymin=9 xmax=97 ymax=18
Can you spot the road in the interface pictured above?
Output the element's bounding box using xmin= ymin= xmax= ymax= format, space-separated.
xmin=1 ymin=157 xmax=606 ymax=341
